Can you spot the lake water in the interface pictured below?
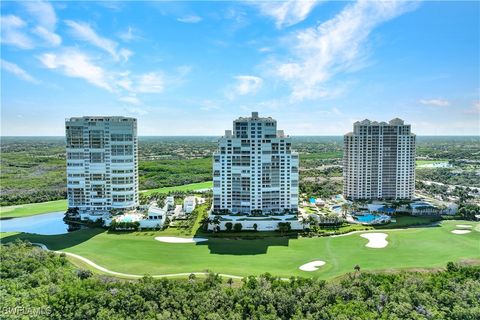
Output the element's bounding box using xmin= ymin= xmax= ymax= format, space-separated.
xmin=0 ymin=211 xmax=72 ymax=235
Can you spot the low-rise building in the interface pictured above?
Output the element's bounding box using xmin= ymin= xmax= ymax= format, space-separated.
xmin=165 ymin=196 xmax=175 ymax=210
xmin=183 ymin=196 xmax=196 ymax=214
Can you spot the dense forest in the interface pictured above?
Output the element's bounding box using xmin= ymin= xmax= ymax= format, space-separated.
xmin=1 ymin=241 xmax=479 ymax=319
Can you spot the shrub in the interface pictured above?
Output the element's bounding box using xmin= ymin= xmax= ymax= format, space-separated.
xmin=233 ymin=223 xmax=243 ymax=232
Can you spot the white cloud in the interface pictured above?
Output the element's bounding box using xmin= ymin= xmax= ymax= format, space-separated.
xmin=254 ymin=0 xmax=321 ymax=28
xmin=177 ymin=15 xmax=202 ymax=23
xmin=22 ymin=0 xmax=57 ymax=30
xmin=38 ymin=48 xmax=112 ymax=91
xmin=33 ymin=26 xmax=61 ymax=46
xmin=119 ymin=96 xmax=141 ymax=105
xmin=228 ymin=75 xmax=263 ymax=99
xmin=0 ymin=15 xmax=34 ymax=49
xmin=272 ymin=0 xmax=419 ymax=101
xmin=473 ymin=100 xmax=480 ymax=110
xmin=419 ymin=99 xmax=450 ymax=107
xmin=136 ymin=72 xmax=165 ymax=93
xmin=118 ymin=26 xmax=139 ymax=42
xmin=22 ymin=0 xmax=61 ymax=46
xmin=1 ymin=59 xmax=38 ymax=83
xmin=65 ymin=20 xmax=131 ymax=61
xmin=124 ymin=106 xmax=148 ymax=115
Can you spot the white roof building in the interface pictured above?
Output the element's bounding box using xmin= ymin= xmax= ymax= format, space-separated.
xmin=183 ymin=196 xmax=196 ymax=214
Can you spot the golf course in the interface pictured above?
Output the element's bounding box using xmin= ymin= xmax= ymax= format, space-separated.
xmin=2 ymin=220 xmax=478 ymax=280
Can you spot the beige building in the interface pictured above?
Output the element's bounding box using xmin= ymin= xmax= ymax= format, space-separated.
xmin=65 ymin=116 xmax=139 ymax=214
xmin=343 ymin=118 xmax=416 ymax=200
xmin=213 ymin=112 xmax=299 ymax=215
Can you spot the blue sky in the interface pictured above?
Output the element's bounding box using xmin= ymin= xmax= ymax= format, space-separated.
xmin=1 ymin=0 xmax=479 ymax=136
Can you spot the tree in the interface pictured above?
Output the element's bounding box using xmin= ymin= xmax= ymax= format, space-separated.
xmin=227 ymin=278 xmax=234 ymax=287
xmin=277 ymin=222 xmax=291 ymax=235
xmin=253 ymin=223 xmax=258 ymax=232
xmin=212 ymin=216 xmax=221 ymax=232
xmin=225 ymin=222 xmax=233 ymax=232
xmin=76 ymin=269 xmax=93 ymax=280
xmin=233 ymin=223 xmax=243 ymax=232
xmin=189 ymin=273 xmax=196 ymax=282
xmin=200 ymin=217 xmax=211 ymax=231
xmin=341 ymin=203 xmax=350 ymax=218
xmin=354 ymin=264 xmax=361 ymax=272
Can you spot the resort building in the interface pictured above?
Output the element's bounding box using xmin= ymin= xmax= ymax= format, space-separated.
xmin=212 ymin=112 xmax=299 ymax=215
xmin=65 ymin=116 xmax=139 ymax=216
xmin=343 ymin=118 xmax=416 ymax=200
xmin=165 ymin=196 xmax=175 ymax=210
xmin=183 ymin=196 xmax=196 ymax=214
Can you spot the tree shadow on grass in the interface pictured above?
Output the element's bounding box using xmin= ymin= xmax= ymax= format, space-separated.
xmin=196 ymin=234 xmax=297 ymax=255
xmin=0 ymin=228 xmax=105 ymax=251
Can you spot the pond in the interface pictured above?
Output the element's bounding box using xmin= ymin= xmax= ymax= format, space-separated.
xmin=0 ymin=211 xmax=79 ymax=235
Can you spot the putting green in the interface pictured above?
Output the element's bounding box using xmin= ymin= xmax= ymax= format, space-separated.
xmin=1 ymin=220 xmax=478 ymax=279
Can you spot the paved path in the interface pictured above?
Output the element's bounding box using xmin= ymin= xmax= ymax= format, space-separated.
xmin=32 ymin=243 xmax=243 ymax=280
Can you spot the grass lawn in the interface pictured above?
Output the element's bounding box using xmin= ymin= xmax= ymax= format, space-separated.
xmin=375 ymin=215 xmax=439 ymax=229
xmin=141 ymin=181 xmax=213 ymax=196
xmin=0 ymin=200 xmax=67 ymax=219
xmin=416 ymin=159 xmax=448 ymax=166
xmin=2 ymin=220 xmax=478 ymax=280
xmin=0 ymin=182 xmax=212 ymax=219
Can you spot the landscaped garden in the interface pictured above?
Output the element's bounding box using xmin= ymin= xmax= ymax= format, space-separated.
xmin=0 ymin=181 xmax=213 ymax=219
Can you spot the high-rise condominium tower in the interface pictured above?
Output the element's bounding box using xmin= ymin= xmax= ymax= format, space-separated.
xmin=65 ymin=116 xmax=139 ymax=214
xmin=213 ymin=112 xmax=299 ymax=215
xmin=343 ymin=118 xmax=416 ymax=200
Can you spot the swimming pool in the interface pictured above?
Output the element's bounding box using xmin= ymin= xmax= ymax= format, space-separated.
xmin=355 ymin=214 xmax=390 ymax=224
xmin=119 ymin=216 xmax=133 ymax=222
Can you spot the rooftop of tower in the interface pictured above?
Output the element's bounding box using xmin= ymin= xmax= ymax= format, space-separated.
xmin=66 ymin=116 xmax=137 ymax=122
xmin=353 ymin=118 xmax=406 ymax=126
xmin=234 ymin=111 xmax=275 ymax=122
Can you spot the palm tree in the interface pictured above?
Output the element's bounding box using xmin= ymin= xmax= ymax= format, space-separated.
xmin=351 ymin=202 xmax=359 ymax=214
xmin=200 ymin=217 xmax=211 ymax=230
xmin=341 ymin=203 xmax=349 ymax=219
xmin=212 ymin=216 xmax=221 ymax=233
xmin=301 ymin=218 xmax=309 ymax=231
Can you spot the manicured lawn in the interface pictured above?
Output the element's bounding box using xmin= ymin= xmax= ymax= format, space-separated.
xmin=375 ymin=215 xmax=439 ymax=229
xmin=0 ymin=200 xmax=67 ymax=219
xmin=141 ymin=181 xmax=213 ymax=196
xmin=416 ymin=159 xmax=448 ymax=166
xmin=2 ymin=220 xmax=478 ymax=280
xmin=0 ymin=182 xmax=212 ymax=219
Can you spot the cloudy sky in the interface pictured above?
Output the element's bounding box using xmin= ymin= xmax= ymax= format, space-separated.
xmin=1 ymin=0 xmax=479 ymax=136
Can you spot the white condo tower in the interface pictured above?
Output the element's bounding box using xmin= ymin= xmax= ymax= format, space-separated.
xmin=65 ymin=116 xmax=139 ymax=214
xmin=343 ymin=118 xmax=416 ymax=200
xmin=213 ymin=112 xmax=299 ymax=215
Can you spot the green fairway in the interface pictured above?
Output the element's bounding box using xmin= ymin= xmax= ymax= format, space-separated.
xmin=416 ymin=159 xmax=448 ymax=166
xmin=0 ymin=182 xmax=212 ymax=219
xmin=141 ymin=181 xmax=212 ymax=196
xmin=2 ymin=220 xmax=478 ymax=280
xmin=0 ymin=200 xmax=67 ymax=219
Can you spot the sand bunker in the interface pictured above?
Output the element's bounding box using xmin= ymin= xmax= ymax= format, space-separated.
xmin=451 ymin=230 xmax=472 ymax=235
xmin=456 ymin=225 xmax=473 ymax=228
xmin=360 ymin=233 xmax=389 ymax=248
xmin=155 ymin=237 xmax=208 ymax=243
xmin=299 ymin=261 xmax=326 ymax=271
